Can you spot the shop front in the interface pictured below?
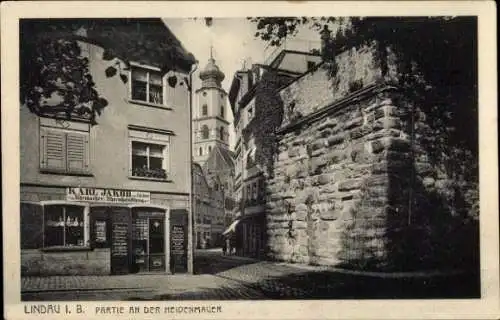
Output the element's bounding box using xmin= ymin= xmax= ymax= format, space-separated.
xmin=20 ymin=187 xmax=190 ymax=276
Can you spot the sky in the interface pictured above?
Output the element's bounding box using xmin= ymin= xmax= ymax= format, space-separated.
xmin=163 ymin=18 xmax=322 ymax=149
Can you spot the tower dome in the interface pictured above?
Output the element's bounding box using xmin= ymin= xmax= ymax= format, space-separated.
xmin=199 ymin=48 xmax=225 ymax=88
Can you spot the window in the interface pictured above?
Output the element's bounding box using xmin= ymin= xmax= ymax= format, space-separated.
xmin=39 ymin=124 xmax=90 ymax=175
xmin=203 ymin=91 xmax=207 ymax=97
xmin=44 ymin=205 xmax=85 ymax=247
xmin=131 ymin=67 xmax=163 ymax=104
xmin=220 ymin=105 xmax=224 ymax=118
xmin=307 ymin=61 xmax=316 ymax=70
xmin=129 ymin=126 xmax=171 ymax=180
xmin=199 ymin=147 xmax=203 ymax=156
xmin=219 ymin=127 xmax=225 ymax=141
xmin=202 ymin=104 xmax=208 ymax=116
xmin=202 ymin=125 xmax=209 ymax=139
xmin=246 ymin=185 xmax=251 ymax=200
xmin=247 ymin=107 xmax=254 ymax=121
xmin=208 ymin=146 xmax=212 ymax=153
xmin=131 ymin=141 xmax=168 ymax=179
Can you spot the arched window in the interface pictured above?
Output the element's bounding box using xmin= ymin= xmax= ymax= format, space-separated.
xmin=219 ymin=127 xmax=224 ymax=141
xmin=202 ymin=104 xmax=208 ymax=116
xmin=202 ymin=125 xmax=209 ymax=139
xmin=220 ymin=105 xmax=224 ymax=118
xmin=199 ymin=147 xmax=203 ymax=156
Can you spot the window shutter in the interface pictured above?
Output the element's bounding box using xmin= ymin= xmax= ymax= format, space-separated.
xmin=40 ymin=128 xmax=66 ymax=171
xmin=67 ymin=132 xmax=88 ymax=173
xmin=20 ymin=203 xmax=44 ymax=249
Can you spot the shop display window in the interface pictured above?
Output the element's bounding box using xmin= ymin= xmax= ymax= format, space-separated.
xmin=44 ymin=205 xmax=85 ymax=247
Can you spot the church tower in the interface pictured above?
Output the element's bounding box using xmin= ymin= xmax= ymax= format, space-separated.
xmin=193 ymin=49 xmax=230 ymax=166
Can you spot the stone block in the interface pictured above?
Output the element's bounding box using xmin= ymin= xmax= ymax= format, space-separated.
xmin=320 ymin=128 xmax=332 ymax=137
xmin=326 ymin=150 xmax=345 ymax=165
xmin=320 ymin=208 xmax=340 ymax=220
xmin=327 ymin=133 xmax=345 ymax=147
xmin=344 ymin=117 xmax=364 ymax=130
xmin=385 ymin=137 xmax=410 ymax=152
xmin=320 ymin=220 xmax=331 ymax=231
xmin=350 ymin=125 xmax=372 ymax=139
xmin=338 ymin=178 xmax=362 ymax=191
xmin=374 ymin=107 xmax=385 ymax=119
xmin=278 ymin=152 xmax=289 ymax=162
xmin=311 ymin=139 xmax=327 ymax=151
xmin=317 ymin=173 xmax=332 ymax=185
xmin=317 ymin=118 xmax=339 ymax=131
xmin=365 ymin=175 xmax=389 ymax=187
xmin=288 ymin=147 xmax=301 ymax=158
xmin=370 ymin=139 xmax=385 ymax=154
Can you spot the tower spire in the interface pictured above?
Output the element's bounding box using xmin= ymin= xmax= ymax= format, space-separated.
xmin=210 ymin=44 xmax=213 ymax=60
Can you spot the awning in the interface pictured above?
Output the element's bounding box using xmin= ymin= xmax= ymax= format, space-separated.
xmin=222 ymin=219 xmax=240 ymax=236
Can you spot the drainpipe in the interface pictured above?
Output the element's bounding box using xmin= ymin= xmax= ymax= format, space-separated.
xmin=188 ymin=61 xmax=198 ymax=274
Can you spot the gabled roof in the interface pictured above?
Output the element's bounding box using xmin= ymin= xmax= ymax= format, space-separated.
xmin=202 ymin=145 xmax=235 ymax=173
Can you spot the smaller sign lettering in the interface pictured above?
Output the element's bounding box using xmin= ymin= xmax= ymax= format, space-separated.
xmin=67 ymin=187 xmax=150 ymax=203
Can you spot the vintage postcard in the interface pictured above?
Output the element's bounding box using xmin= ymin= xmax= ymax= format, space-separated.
xmin=2 ymin=1 xmax=498 ymax=319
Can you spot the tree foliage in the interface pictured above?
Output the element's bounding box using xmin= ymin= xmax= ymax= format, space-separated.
xmin=20 ymin=21 xmax=109 ymax=125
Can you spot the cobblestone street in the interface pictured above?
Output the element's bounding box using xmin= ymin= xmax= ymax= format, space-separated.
xmin=22 ymin=249 xmax=479 ymax=301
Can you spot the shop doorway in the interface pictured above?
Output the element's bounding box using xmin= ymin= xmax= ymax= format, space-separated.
xmin=131 ymin=209 xmax=166 ymax=273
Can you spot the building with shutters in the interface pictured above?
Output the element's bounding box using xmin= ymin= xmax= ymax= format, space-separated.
xmin=19 ymin=19 xmax=197 ymax=276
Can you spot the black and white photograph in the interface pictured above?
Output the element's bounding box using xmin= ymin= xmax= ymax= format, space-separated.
xmin=2 ymin=2 xmax=498 ymax=320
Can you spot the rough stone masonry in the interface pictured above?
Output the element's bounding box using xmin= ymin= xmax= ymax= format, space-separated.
xmin=265 ymin=42 xmax=478 ymax=271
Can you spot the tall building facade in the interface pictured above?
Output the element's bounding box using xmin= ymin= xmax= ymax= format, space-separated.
xmin=20 ymin=19 xmax=196 ymax=276
xmin=228 ymin=51 xmax=321 ymax=258
xmin=192 ymin=51 xmax=230 ymax=167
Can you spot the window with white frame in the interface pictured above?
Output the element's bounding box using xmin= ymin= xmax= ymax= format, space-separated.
xmin=129 ymin=126 xmax=171 ymax=180
xmin=39 ymin=119 xmax=90 ymax=175
xmin=131 ymin=66 xmax=164 ymax=105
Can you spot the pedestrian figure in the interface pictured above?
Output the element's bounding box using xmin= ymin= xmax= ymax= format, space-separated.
xmin=226 ymin=237 xmax=232 ymax=256
xmin=222 ymin=238 xmax=227 ymax=255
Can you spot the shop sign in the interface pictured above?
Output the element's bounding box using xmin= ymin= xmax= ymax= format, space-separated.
xmin=66 ymin=187 xmax=150 ymax=203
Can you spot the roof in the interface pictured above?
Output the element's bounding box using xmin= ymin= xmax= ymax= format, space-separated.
xmin=202 ymin=145 xmax=235 ymax=173
xmin=22 ymin=18 xmax=196 ymax=73
xmin=268 ymin=49 xmax=321 ymax=69
xmin=217 ymin=146 xmax=236 ymax=170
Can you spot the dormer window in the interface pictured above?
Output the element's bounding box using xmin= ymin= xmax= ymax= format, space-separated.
xmin=131 ymin=66 xmax=164 ymax=105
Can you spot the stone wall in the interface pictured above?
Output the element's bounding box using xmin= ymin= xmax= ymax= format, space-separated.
xmin=21 ymin=249 xmax=110 ymax=276
xmin=266 ymin=41 xmax=478 ymax=271
xmin=268 ymin=86 xmax=402 ymax=269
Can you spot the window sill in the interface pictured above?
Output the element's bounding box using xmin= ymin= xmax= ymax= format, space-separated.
xmin=41 ymin=246 xmax=92 ymax=253
xmin=127 ymin=99 xmax=173 ymax=110
xmin=40 ymin=169 xmax=94 ymax=177
xmin=128 ymin=176 xmax=173 ymax=183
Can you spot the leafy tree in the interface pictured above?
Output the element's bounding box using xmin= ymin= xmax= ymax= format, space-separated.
xmin=20 ymin=20 xmax=109 ymax=125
